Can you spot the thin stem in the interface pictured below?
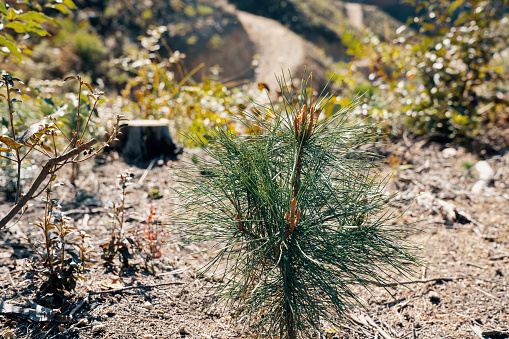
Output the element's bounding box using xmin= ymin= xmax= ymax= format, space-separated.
xmin=75 ymin=78 xmax=82 ymax=147
xmin=16 ymin=164 xmax=21 ymax=204
xmin=73 ymin=121 xmax=121 ymax=163
xmin=5 ymin=81 xmax=22 ymax=203
xmin=120 ymin=183 xmax=126 ymax=232
xmin=77 ymin=95 xmax=100 ymax=146
xmin=43 ymin=184 xmax=54 ymax=269
xmin=48 ymin=117 xmax=72 ymax=144
xmin=6 ymin=81 xmax=16 ymax=142
xmin=60 ymin=219 xmax=66 ymax=274
xmin=293 ymin=148 xmax=303 ymax=198
xmin=51 ymin=132 xmax=57 ymax=156
xmin=0 ymin=154 xmax=15 ymax=162
xmin=20 ymin=134 xmax=48 ymax=161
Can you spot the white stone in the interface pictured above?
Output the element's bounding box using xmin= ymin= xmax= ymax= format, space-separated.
xmin=92 ymin=324 xmax=105 ymax=333
xmin=475 ymin=160 xmax=494 ymax=181
xmin=471 ymin=180 xmax=486 ymax=194
xmin=442 ymin=147 xmax=457 ymax=158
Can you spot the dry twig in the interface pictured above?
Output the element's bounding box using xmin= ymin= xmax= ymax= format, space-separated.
xmin=0 ymin=139 xmax=97 ymax=229
xmin=88 ymin=281 xmax=184 ymax=295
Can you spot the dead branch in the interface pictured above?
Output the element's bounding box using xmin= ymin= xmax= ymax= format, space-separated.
xmin=368 ymin=276 xmax=464 ymax=287
xmin=88 ymin=281 xmax=184 ymax=295
xmin=0 ymin=139 xmax=97 ymax=230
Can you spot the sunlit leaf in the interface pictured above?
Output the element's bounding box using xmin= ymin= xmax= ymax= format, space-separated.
xmin=18 ymin=11 xmax=57 ymax=26
xmin=0 ymin=35 xmax=22 ymax=61
xmin=63 ymin=76 xmax=76 ymax=83
xmin=7 ymin=8 xmax=19 ymax=21
xmin=83 ymin=82 xmax=93 ymax=93
xmin=25 ymin=21 xmax=50 ymax=36
xmin=39 ymin=143 xmax=53 ymax=153
xmin=4 ymin=21 xmax=28 ymax=34
xmin=0 ymin=2 xmax=8 ymax=16
xmin=45 ymin=3 xmax=71 ymax=14
xmin=62 ymin=0 xmax=77 ymax=10
xmin=0 ymin=135 xmax=23 ymax=150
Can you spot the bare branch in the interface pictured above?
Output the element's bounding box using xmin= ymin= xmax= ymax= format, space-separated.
xmin=0 ymin=139 xmax=97 ymax=230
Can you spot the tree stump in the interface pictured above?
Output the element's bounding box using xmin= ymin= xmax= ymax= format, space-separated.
xmin=110 ymin=119 xmax=181 ymax=164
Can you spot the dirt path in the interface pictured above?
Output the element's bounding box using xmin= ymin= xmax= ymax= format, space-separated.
xmin=236 ymin=10 xmax=306 ymax=92
xmin=345 ymin=2 xmax=365 ymax=30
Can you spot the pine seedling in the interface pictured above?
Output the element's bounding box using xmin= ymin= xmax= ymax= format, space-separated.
xmin=172 ymin=73 xmax=420 ymax=338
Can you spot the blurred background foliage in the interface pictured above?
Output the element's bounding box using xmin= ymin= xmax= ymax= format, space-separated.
xmin=1 ymin=0 xmax=508 ymax=150
xmin=335 ymin=0 xmax=508 ymax=143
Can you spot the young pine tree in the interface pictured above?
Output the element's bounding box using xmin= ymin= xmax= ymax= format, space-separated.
xmin=172 ymin=74 xmax=420 ymax=338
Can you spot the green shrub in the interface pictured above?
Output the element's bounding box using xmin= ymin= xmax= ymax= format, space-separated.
xmin=0 ymin=0 xmax=76 ymax=62
xmin=54 ymin=19 xmax=106 ymax=75
xmin=338 ymin=0 xmax=509 ymax=140
xmin=73 ymin=31 xmax=106 ymax=71
xmin=172 ymin=74 xmax=419 ymax=337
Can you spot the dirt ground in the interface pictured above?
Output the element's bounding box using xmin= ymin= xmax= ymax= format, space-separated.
xmin=0 ymin=138 xmax=508 ymax=339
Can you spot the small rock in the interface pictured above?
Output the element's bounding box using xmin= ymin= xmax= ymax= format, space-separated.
xmin=143 ymin=335 xmax=155 ymax=339
xmin=415 ymin=192 xmax=434 ymax=207
xmin=442 ymin=147 xmax=457 ymax=158
xmin=0 ymin=252 xmax=12 ymax=258
xmin=471 ymin=180 xmax=487 ymax=194
xmin=475 ymin=160 xmax=494 ymax=181
xmin=92 ymin=324 xmax=105 ymax=333
xmin=143 ymin=301 xmax=153 ymax=310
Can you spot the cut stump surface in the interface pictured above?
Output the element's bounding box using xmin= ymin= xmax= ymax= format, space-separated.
xmin=111 ymin=119 xmax=181 ymax=164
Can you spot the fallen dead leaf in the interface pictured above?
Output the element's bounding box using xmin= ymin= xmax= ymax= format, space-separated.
xmin=97 ymin=278 xmax=124 ymax=290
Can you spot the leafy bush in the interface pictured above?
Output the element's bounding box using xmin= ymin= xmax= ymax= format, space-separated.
xmin=0 ymin=0 xmax=76 ymax=62
xmin=173 ymin=74 xmax=419 ymax=337
xmin=338 ymin=0 xmax=509 ymax=140
xmin=54 ymin=19 xmax=106 ymax=75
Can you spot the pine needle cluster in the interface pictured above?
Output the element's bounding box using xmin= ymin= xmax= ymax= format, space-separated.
xmin=172 ymin=73 xmax=420 ymax=338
